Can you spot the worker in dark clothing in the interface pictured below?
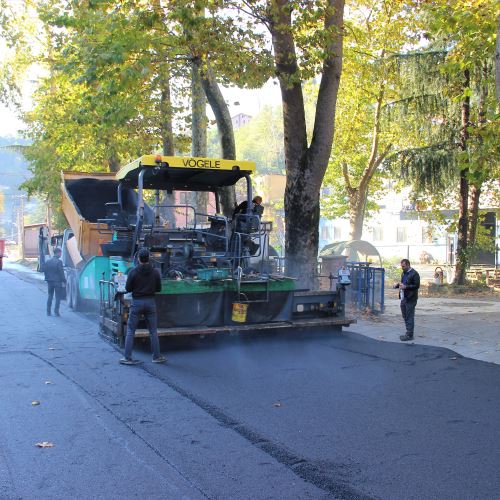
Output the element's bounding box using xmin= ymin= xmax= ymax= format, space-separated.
xmin=394 ymin=259 xmax=420 ymax=341
xmin=43 ymin=247 xmax=66 ymax=317
xmin=120 ymin=248 xmax=166 ymax=365
xmin=232 ymin=195 xmax=264 ymax=244
xmin=232 ymin=196 xmax=264 ymax=219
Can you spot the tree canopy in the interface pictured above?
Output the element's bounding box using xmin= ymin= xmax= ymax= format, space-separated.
xmin=0 ymin=0 xmax=498 ymax=281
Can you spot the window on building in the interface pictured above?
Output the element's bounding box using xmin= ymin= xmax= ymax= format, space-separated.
xmin=373 ymin=227 xmax=383 ymax=241
xmin=321 ymin=225 xmax=331 ymax=240
xmin=333 ymin=226 xmax=342 ymax=240
xmin=396 ymin=227 xmax=407 ymax=242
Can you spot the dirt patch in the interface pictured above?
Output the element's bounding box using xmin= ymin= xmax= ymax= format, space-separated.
xmin=383 ymin=281 xmax=500 ymax=302
xmin=421 ymin=283 xmax=500 ymax=300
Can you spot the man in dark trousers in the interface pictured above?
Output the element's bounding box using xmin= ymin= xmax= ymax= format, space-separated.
xmin=43 ymin=247 xmax=66 ymax=317
xmin=120 ymin=248 xmax=166 ymax=365
xmin=394 ymin=259 xmax=420 ymax=341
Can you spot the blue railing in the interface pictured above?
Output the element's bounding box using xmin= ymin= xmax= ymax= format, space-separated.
xmin=346 ymin=262 xmax=385 ymax=313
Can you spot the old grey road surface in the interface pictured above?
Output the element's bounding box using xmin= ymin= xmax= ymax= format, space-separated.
xmin=1 ymin=266 xmax=499 ymax=500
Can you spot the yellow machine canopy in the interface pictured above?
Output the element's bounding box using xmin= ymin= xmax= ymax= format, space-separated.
xmin=115 ymin=155 xmax=256 ymax=191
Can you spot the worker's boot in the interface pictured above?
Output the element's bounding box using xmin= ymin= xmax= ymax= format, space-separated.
xmin=400 ymin=333 xmax=414 ymax=342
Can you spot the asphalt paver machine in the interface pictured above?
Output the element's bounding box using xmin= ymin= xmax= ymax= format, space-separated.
xmin=95 ymin=155 xmax=354 ymax=342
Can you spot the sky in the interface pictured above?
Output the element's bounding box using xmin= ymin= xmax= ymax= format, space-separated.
xmin=0 ymin=104 xmax=24 ymax=138
xmin=222 ymin=80 xmax=282 ymax=118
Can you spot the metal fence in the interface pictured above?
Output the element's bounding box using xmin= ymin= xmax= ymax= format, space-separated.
xmin=346 ymin=262 xmax=385 ymax=314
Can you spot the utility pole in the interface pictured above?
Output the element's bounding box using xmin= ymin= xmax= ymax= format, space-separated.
xmin=46 ymin=198 xmax=52 ymax=237
xmin=13 ymin=195 xmax=26 ymax=259
xmin=20 ymin=195 xmax=25 ymax=259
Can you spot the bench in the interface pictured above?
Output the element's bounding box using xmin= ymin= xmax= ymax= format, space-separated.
xmin=486 ymin=269 xmax=500 ymax=290
xmin=466 ymin=269 xmax=484 ymax=283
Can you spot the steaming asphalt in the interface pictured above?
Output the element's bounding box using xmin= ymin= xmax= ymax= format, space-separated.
xmin=1 ymin=267 xmax=499 ymax=499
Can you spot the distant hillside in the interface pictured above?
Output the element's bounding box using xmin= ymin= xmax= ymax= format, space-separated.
xmin=0 ymin=137 xmax=32 ymax=240
xmin=0 ymin=137 xmax=30 ymax=191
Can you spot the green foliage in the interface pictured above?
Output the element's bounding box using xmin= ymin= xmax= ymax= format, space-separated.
xmin=234 ymin=106 xmax=285 ymax=174
xmin=1 ymin=0 xmax=275 ymax=220
xmin=382 ymin=256 xmax=403 ymax=283
xmin=471 ymin=212 xmax=498 ymax=254
xmin=207 ymin=104 xmax=285 ymax=174
xmin=167 ymin=1 xmax=273 ymax=88
xmin=386 ymin=0 xmax=499 ymax=200
xmin=322 ymin=0 xmax=420 ymax=228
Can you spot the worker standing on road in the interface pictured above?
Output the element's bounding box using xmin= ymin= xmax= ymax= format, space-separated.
xmin=394 ymin=259 xmax=420 ymax=342
xmin=43 ymin=247 xmax=66 ymax=317
xmin=120 ymin=248 xmax=166 ymax=365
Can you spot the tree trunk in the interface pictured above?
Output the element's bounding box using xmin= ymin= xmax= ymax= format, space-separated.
xmin=46 ymin=199 xmax=52 ymax=237
xmin=348 ymin=193 xmax=366 ymax=241
xmin=191 ymin=63 xmax=207 ymax=157
xmin=159 ymin=70 xmax=177 ymax=228
xmin=104 ymin=136 xmax=120 ymax=172
xmin=344 ymin=87 xmax=389 ymax=241
xmin=467 ymin=63 xmax=488 ymax=261
xmin=454 ymin=69 xmax=471 ymax=285
xmin=191 ymin=61 xmax=209 ymax=217
xmin=269 ymin=0 xmax=344 ymax=288
xmin=160 ymin=77 xmax=174 ymax=157
xmin=197 ymin=60 xmax=236 ymax=217
xmin=468 ymin=183 xmax=481 ymax=253
xmin=107 ymin=155 xmax=120 ymax=173
xmin=496 ymin=14 xmax=500 ymax=105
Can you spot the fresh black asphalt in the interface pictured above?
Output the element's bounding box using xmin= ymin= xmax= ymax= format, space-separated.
xmin=1 ymin=267 xmax=499 ymax=499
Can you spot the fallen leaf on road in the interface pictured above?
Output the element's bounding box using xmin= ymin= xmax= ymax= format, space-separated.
xmin=449 ymin=357 xmax=458 ymax=360
xmin=44 ymin=381 xmax=53 ymax=385
xmin=378 ymin=336 xmax=386 ymax=339
xmin=273 ymin=401 xmax=282 ymax=408
xmin=35 ymin=442 xmax=54 ymax=448
xmin=48 ymin=347 xmax=55 ymax=350
xmin=31 ymin=401 xmax=40 ymax=406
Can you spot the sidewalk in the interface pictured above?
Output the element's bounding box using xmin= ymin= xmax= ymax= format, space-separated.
xmin=349 ymin=295 xmax=500 ymax=365
xmin=3 ymin=257 xmax=500 ymax=365
xmin=2 ymin=259 xmax=45 ymax=283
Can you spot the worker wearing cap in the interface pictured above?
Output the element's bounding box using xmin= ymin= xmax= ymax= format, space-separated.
xmin=120 ymin=248 xmax=166 ymax=365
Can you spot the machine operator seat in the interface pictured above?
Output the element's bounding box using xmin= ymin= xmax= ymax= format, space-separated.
xmin=205 ymin=215 xmax=228 ymax=252
xmin=104 ymin=202 xmax=130 ymax=229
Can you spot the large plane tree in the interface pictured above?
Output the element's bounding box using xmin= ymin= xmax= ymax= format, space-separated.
xmin=230 ymin=0 xmax=346 ymax=286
